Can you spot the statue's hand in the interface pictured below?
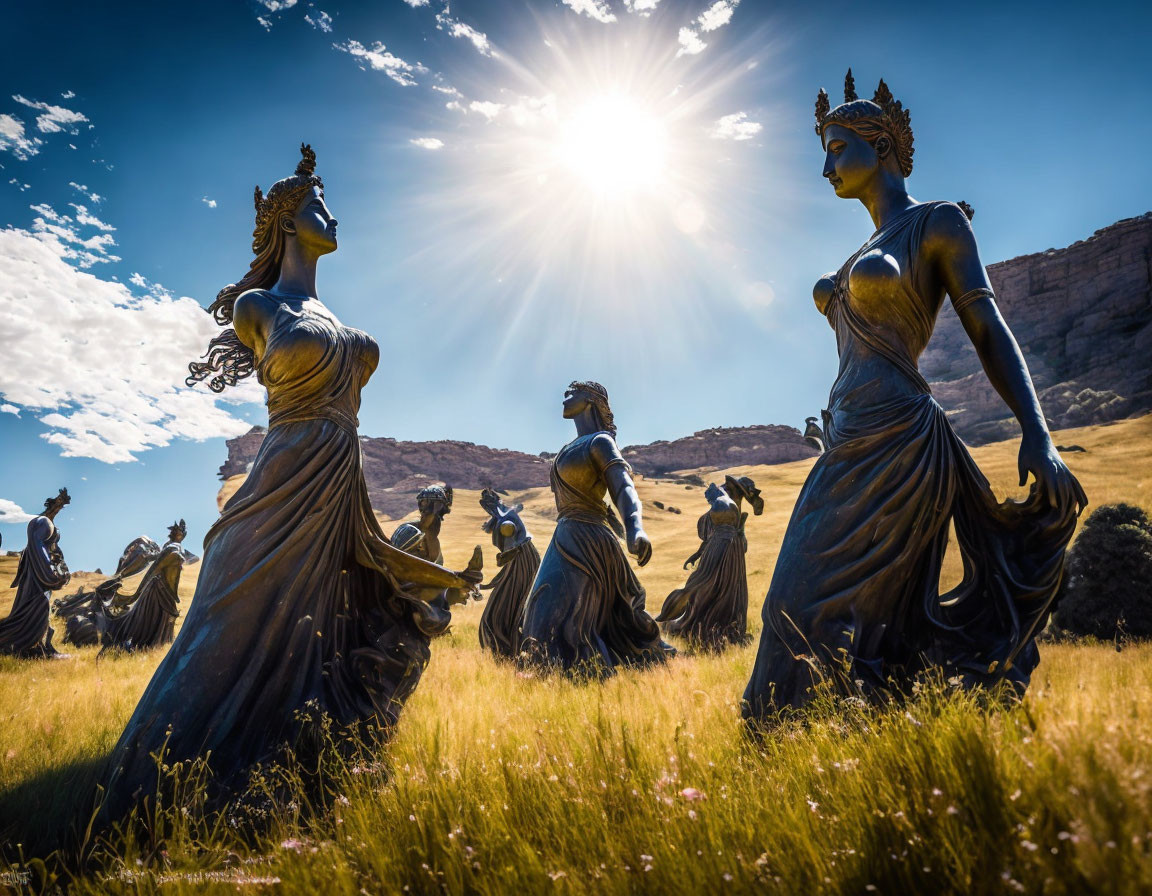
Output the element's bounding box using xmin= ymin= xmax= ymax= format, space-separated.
xmin=629 ymin=530 xmax=653 ymax=567
xmin=1019 ymin=431 xmax=1088 ymax=515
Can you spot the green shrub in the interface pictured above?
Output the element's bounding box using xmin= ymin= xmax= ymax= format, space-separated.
xmin=1054 ymin=503 xmax=1152 ymax=639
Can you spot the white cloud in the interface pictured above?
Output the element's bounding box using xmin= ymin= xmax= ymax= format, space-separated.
xmin=8 ymin=178 xmax=30 ymax=191
xmin=0 ymin=499 xmax=33 ymax=525
xmin=561 ymin=0 xmax=617 ymax=24
xmin=432 ymin=84 xmax=462 ymax=98
xmin=0 ymin=226 xmax=255 ymax=463
xmin=401 ymin=0 xmax=430 ymax=5
xmin=334 ymin=40 xmax=427 ymax=86
xmin=676 ymin=27 xmax=706 ymax=56
xmin=710 ymin=111 xmax=762 ymax=141
xmin=28 ymin=202 xmax=120 ymax=268
xmin=202 ymin=196 xmax=218 ymax=208
xmin=305 ymin=8 xmax=333 ymax=31
xmin=69 ymin=203 xmax=115 ymax=232
xmin=257 ymin=0 xmax=297 ymax=9
xmin=697 ymin=0 xmax=738 ymax=31
xmin=410 ymin=137 xmax=444 ymax=150
xmin=12 ymin=95 xmax=88 ymax=134
xmin=0 ymin=114 xmax=42 ymax=160
xmin=68 ymin=181 xmax=102 ymax=203
xmin=1 ymin=404 xmax=20 ymax=415
xmin=469 ymin=101 xmax=504 ymax=121
xmin=435 ymin=11 xmax=493 ymax=56
xmin=624 ymin=0 xmax=661 ymax=13
xmin=257 ymin=15 xmax=273 ymax=30
xmin=61 ymin=90 xmax=76 ymax=100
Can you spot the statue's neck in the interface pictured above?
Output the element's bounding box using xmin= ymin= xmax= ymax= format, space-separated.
xmin=273 ymin=240 xmax=320 ymax=299
xmin=861 ymin=176 xmax=914 ymax=231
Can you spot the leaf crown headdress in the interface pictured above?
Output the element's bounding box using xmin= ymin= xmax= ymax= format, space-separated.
xmin=815 ymin=69 xmax=915 ymax=177
xmin=251 ymin=143 xmax=325 ymax=241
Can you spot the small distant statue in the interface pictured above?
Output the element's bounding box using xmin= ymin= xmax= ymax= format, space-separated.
xmin=742 ymin=73 xmax=1087 ymax=724
xmin=100 ymin=520 xmax=193 ymax=653
xmin=477 ymin=488 xmax=541 ymax=659
xmin=0 ymin=488 xmax=71 ymax=657
xmin=391 ymin=486 xmax=481 ymax=608
xmin=519 ymin=381 xmax=674 ymax=675
xmin=803 ymin=416 xmax=826 ymax=453
xmin=657 ymin=476 xmax=765 ymax=650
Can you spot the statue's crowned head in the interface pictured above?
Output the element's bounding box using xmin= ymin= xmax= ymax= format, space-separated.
xmin=168 ymin=519 xmax=187 ymax=542
xmin=43 ymin=487 xmax=71 ymax=513
xmin=188 ymin=143 xmax=327 ymax=394
xmin=815 ymin=70 xmax=914 ymax=178
xmin=724 ymin=475 xmax=765 ymax=516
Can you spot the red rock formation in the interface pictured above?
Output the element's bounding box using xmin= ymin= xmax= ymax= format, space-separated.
xmin=922 ymin=212 xmax=1152 ymax=444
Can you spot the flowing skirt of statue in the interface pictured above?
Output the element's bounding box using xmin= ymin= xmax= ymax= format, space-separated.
xmin=99 ymin=306 xmax=447 ymax=822
xmin=657 ymin=524 xmax=751 ymax=650
xmin=519 ymin=515 xmax=672 ymax=676
xmin=100 ymin=551 xmax=183 ymax=653
xmin=742 ymin=202 xmax=1078 ymax=721
xmin=478 ymin=540 xmax=541 ymax=659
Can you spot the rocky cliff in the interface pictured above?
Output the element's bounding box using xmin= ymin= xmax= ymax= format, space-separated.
xmin=622 ymin=425 xmax=818 ymax=474
xmin=922 ymin=212 xmax=1152 ymax=444
xmin=219 ymin=424 xmax=817 ymax=518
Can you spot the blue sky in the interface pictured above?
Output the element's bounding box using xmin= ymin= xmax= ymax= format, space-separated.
xmin=1 ymin=0 xmax=1150 ymax=569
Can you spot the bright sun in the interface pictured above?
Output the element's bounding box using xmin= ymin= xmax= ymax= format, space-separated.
xmin=555 ymin=94 xmax=669 ymax=195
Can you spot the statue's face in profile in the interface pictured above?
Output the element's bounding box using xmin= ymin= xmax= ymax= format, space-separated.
xmin=286 ymin=185 xmax=338 ymax=255
xmin=821 ymin=124 xmax=880 ymax=199
xmin=562 ymin=388 xmax=590 ymax=418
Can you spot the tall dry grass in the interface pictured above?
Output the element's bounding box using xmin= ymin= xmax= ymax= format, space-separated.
xmin=0 ymin=416 xmax=1149 ymax=893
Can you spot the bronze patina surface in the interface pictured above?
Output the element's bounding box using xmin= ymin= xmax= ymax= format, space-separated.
xmin=391 ymin=485 xmax=481 ymax=609
xmin=0 ymin=488 xmax=71 ymax=658
xmin=743 ymin=75 xmax=1087 ymax=722
xmin=98 ymin=145 xmax=481 ymax=823
xmin=519 ymin=382 xmax=674 ymax=676
xmin=477 ymin=488 xmax=540 ymax=659
xmin=657 ymin=476 xmax=764 ymax=651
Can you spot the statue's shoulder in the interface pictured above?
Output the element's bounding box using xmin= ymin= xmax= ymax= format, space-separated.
xmin=587 ymin=431 xmax=626 ymax=469
xmin=233 ymin=288 xmax=281 ymax=327
xmin=391 ymin=522 xmax=424 ymax=551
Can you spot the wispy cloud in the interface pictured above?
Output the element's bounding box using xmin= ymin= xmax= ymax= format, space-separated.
xmin=305 ymin=8 xmax=332 ymax=32
xmin=0 ymin=404 xmax=20 ymax=416
xmin=69 ymin=203 xmax=115 ymax=232
xmin=677 ymin=0 xmax=740 ymax=56
xmin=68 ymin=181 xmax=102 ymax=203
xmin=561 ymin=0 xmax=617 ymax=24
xmin=0 ymin=499 xmax=33 ymax=525
xmin=468 ymin=100 xmax=504 ymax=121
xmin=257 ymin=15 xmax=273 ymax=30
xmin=697 ymin=0 xmax=739 ymax=31
xmin=401 ymin=0 xmax=430 ymax=5
xmin=624 ymin=0 xmax=662 ymax=14
xmin=334 ymin=39 xmax=427 ymax=86
xmin=0 ymin=113 xmax=42 ymax=160
xmin=710 ymin=111 xmax=762 ymax=140
xmin=257 ymin=0 xmax=297 ymax=10
xmin=410 ymin=137 xmax=444 ymax=150
xmin=28 ymin=202 xmax=119 ymax=267
xmin=435 ymin=10 xmax=493 ymax=56
xmin=202 ymin=196 xmax=217 ymax=208
xmin=12 ymin=94 xmax=88 ymax=134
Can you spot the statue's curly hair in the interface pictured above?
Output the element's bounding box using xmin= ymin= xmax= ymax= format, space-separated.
xmin=187 ymin=144 xmax=325 ymax=393
xmin=568 ymin=380 xmax=617 ymax=437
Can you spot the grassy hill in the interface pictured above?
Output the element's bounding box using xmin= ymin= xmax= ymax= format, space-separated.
xmin=1 ymin=415 xmax=1150 ymax=893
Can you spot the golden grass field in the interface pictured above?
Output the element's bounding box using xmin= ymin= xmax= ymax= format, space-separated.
xmin=1 ymin=415 xmax=1150 ymax=894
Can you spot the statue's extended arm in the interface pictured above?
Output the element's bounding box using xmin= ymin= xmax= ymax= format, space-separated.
xmin=928 ymin=204 xmax=1086 ymax=513
xmin=591 ymin=435 xmax=652 ymax=566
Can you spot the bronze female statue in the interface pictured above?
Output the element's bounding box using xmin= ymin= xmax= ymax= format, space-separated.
xmin=99 ymin=520 xmax=192 ymax=653
xmin=0 ymin=488 xmax=71 ymax=657
xmin=519 ymin=382 xmax=674 ymax=675
xmin=98 ymin=145 xmax=481 ymax=822
xmin=657 ymin=475 xmax=763 ymax=651
xmin=477 ymin=488 xmax=540 ymax=659
xmin=391 ymin=485 xmax=481 ymax=609
xmin=743 ymin=74 xmax=1087 ymax=722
